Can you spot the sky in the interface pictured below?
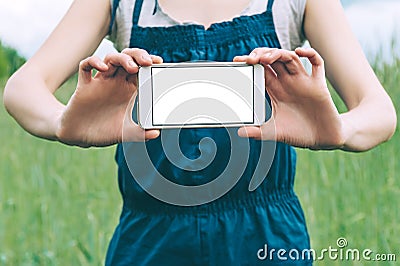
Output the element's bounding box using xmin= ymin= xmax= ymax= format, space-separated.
xmin=0 ymin=0 xmax=399 ymax=62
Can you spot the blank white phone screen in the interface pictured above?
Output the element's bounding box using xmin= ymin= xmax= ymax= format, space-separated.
xmin=151 ymin=65 xmax=254 ymax=126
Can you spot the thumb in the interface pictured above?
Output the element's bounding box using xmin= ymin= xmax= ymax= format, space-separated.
xmin=122 ymin=93 xmax=160 ymax=142
xmin=238 ymin=126 xmax=262 ymax=139
xmin=237 ymin=118 xmax=276 ymax=141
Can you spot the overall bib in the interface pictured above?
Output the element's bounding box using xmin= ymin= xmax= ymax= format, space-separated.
xmin=106 ymin=0 xmax=312 ymax=265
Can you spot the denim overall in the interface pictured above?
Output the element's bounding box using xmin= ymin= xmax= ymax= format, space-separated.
xmin=106 ymin=0 xmax=312 ymax=265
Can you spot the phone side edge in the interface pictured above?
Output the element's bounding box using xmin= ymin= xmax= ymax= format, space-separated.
xmin=137 ymin=66 xmax=154 ymax=129
xmin=253 ymin=64 xmax=266 ymax=125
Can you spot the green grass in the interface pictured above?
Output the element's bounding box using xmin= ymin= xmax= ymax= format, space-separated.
xmin=295 ymin=57 xmax=400 ymax=265
xmin=0 ymin=77 xmax=120 ymax=265
xmin=0 ymin=57 xmax=399 ymax=265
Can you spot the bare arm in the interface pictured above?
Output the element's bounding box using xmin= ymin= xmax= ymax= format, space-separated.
xmin=3 ymin=0 xmax=111 ymax=140
xmin=3 ymin=0 xmax=160 ymax=146
xmin=304 ymin=0 xmax=397 ymax=151
xmin=235 ymin=0 xmax=396 ymax=151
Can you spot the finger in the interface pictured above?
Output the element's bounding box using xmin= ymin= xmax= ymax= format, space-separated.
xmin=259 ymin=119 xmax=277 ymax=141
xmin=295 ymin=47 xmax=325 ymax=78
xmin=269 ymin=61 xmax=289 ymax=78
xmin=122 ymin=48 xmax=153 ymax=67
xmin=245 ymin=47 xmax=278 ymax=65
xmin=263 ymin=64 xmax=281 ymax=100
xmin=122 ymin=93 xmax=160 ymax=142
xmin=78 ymin=56 xmax=108 ymax=83
xmin=126 ymin=73 xmax=137 ymax=84
xmin=233 ymin=48 xmax=278 ymax=64
xmin=103 ymin=53 xmax=139 ymax=77
xmin=144 ymin=129 xmax=161 ymax=140
xmin=150 ymin=55 xmax=163 ymax=64
xmin=233 ymin=55 xmax=249 ymax=62
xmin=238 ymin=126 xmax=262 ymax=139
xmin=260 ymin=50 xmax=305 ymax=75
xmin=238 ymin=118 xmax=276 ymax=141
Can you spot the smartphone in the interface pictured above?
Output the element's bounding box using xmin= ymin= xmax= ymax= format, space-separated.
xmin=137 ymin=62 xmax=265 ymax=129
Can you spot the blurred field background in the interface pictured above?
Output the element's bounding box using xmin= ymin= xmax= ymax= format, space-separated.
xmin=0 ymin=41 xmax=399 ymax=265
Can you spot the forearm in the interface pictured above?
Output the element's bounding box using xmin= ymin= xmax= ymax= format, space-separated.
xmin=3 ymin=70 xmax=66 ymax=141
xmin=2 ymin=0 xmax=119 ymax=144
xmin=340 ymin=95 xmax=397 ymax=152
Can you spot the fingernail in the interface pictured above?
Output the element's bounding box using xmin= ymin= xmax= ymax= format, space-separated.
xmin=250 ymin=52 xmax=257 ymax=57
xmin=238 ymin=128 xmax=246 ymax=137
xmin=128 ymin=60 xmax=136 ymax=67
xmin=100 ymin=62 xmax=108 ymax=68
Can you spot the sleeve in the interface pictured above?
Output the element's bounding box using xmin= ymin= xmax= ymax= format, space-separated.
xmin=273 ymin=0 xmax=307 ymax=50
xmin=287 ymin=0 xmax=307 ymax=49
xmin=107 ymin=0 xmax=133 ymax=51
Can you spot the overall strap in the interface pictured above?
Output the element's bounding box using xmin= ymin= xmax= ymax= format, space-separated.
xmin=109 ymin=0 xmax=121 ymax=34
xmin=132 ymin=0 xmax=145 ymax=25
xmin=267 ymin=0 xmax=275 ymax=11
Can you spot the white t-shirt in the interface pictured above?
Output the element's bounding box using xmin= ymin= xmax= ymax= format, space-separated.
xmin=109 ymin=0 xmax=307 ymax=52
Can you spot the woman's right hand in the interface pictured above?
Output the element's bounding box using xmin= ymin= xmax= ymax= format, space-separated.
xmin=56 ymin=48 xmax=162 ymax=147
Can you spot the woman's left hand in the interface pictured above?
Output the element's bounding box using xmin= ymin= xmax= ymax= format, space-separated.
xmin=234 ymin=47 xmax=345 ymax=150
